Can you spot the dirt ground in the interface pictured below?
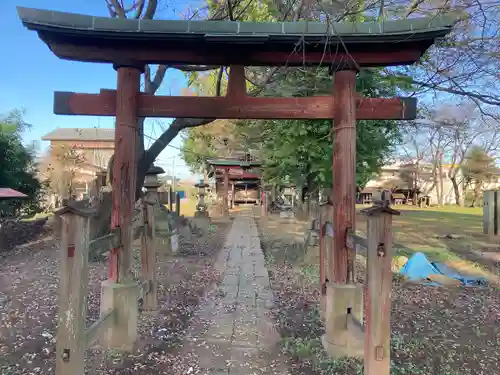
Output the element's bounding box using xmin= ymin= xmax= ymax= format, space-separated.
xmin=256 ymin=208 xmax=500 ymax=375
xmin=0 ymin=219 xmax=230 ymax=375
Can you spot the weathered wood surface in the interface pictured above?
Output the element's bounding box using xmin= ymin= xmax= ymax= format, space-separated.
xmin=49 ymin=42 xmax=423 ymax=68
xmin=85 ymin=308 xmax=116 ymax=348
xmin=332 ymin=69 xmax=357 ymax=284
xmin=365 ymin=212 xmax=394 ymax=375
xmin=54 ymin=90 xmax=417 ymax=120
xmin=56 ymin=213 xmax=90 ymax=375
xmin=109 ymin=67 xmax=141 ymax=283
xmin=346 ymin=231 xmax=368 ymax=254
xmin=89 ymin=231 xmax=119 ymax=254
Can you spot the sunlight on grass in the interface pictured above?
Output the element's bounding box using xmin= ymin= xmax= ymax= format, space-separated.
xmin=263 ymin=204 xmax=500 ymax=284
xmin=22 ymin=212 xmax=52 ymax=221
xmin=171 ymin=198 xmax=197 ymax=217
xmin=397 ymin=205 xmax=482 ymax=216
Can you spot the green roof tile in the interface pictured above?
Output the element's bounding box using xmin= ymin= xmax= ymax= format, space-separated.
xmin=17 ymin=7 xmax=458 ymax=67
xmin=18 ymin=7 xmax=458 ymax=38
xmin=206 ymin=159 xmax=262 ymax=167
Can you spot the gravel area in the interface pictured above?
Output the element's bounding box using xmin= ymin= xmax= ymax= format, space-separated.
xmin=256 ymin=213 xmax=500 ymax=375
xmin=0 ymin=220 xmax=230 ymax=375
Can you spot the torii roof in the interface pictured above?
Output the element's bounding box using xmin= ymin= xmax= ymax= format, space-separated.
xmin=17 ymin=7 xmax=457 ymax=67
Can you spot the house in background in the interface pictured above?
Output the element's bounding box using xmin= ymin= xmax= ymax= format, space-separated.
xmin=362 ymin=159 xmax=500 ymax=205
xmin=42 ymin=128 xmax=115 ymax=168
xmin=40 ymin=128 xmax=114 ymax=203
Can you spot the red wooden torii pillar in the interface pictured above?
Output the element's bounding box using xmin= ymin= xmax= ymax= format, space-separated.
xmin=109 ymin=64 xmax=143 ymax=283
xmin=18 ymin=6 xmax=456 ymax=373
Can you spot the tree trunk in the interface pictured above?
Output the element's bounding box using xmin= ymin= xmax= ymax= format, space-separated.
xmin=450 ymin=176 xmax=463 ymax=206
xmin=434 ymin=169 xmax=441 ymax=207
xmin=437 ymin=152 xmax=444 ymax=206
xmin=472 ymin=181 xmax=482 ymax=207
xmin=413 ymin=161 xmax=419 ymax=205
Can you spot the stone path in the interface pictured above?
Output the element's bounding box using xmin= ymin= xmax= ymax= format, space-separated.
xmin=182 ymin=211 xmax=290 ymax=375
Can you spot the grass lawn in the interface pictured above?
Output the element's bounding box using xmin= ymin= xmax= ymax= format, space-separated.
xmin=171 ymin=198 xmax=198 ymax=217
xmin=256 ymin=205 xmax=500 ymax=375
xmin=356 ymin=204 xmax=500 ymax=283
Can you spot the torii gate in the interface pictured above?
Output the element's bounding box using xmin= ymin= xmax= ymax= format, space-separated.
xmin=18 ymin=7 xmax=455 ymax=374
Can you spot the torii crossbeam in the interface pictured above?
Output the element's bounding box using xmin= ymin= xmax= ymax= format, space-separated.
xmin=18 ymin=6 xmax=456 ymax=375
xmin=53 ymin=71 xmax=416 ymax=120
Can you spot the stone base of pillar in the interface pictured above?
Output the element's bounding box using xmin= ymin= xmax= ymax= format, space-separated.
xmin=322 ymin=282 xmax=364 ymax=358
xmin=99 ymin=280 xmax=139 ymax=351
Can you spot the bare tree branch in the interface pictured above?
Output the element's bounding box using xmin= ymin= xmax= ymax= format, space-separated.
xmin=107 ymin=0 xmax=127 ymax=17
xmin=412 ymin=79 xmax=500 ymax=107
xmin=133 ymin=0 xmax=146 ymax=19
xmin=142 ymin=0 xmax=158 ymax=19
xmin=226 ymin=0 xmax=235 ymax=20
xmin=215 ymin=67 xmax=224 ymax=96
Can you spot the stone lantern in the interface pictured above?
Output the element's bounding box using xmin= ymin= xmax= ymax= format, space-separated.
xmin=194 ymin=179 xmax=210 ymax=218
xmin=144 ymin=165 xmax=164 ymax=194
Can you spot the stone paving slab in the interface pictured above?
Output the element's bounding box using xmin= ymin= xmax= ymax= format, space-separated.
xmin=181 ymin=210 xmax=290 ymax=375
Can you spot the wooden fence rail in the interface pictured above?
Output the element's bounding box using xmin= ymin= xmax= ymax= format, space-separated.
xmin=318 ymin=191 xmax=399 ymax=375
xmin=55 ymin=173 xmax=164 ymax=375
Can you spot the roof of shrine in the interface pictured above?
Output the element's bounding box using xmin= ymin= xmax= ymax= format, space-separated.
xmin=0 ymin=188 xmax=28 ymax=200
xmin=206 ymin=159 xmax=262 ymax=167
xmin=18 ymin=7 xmax=458 ymax=67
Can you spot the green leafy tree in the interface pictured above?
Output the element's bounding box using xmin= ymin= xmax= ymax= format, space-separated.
xmin=181 ymin=68 xmax=403 ymax=213
xmin=180 ymin=120 xmax=240 ymax=173
xmin=0 ymin=110 xmax=43 ymax=217
xmin=241 ymin=69 xmax=402 ymax=193
xmin=461 ymin=146 xmax=496 ymax=206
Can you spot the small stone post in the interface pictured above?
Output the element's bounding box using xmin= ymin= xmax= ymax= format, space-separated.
xmin=141 ymin=166 xmax=163 ymax=314
xmin=483 ymin=190 xmax=496 ymax=235
xmin=55 ymin=203 xmax=95 ymax=375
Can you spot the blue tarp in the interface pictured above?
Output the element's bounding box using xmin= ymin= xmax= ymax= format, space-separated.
xmin=399 ymin=252 xmax=487 ymax=287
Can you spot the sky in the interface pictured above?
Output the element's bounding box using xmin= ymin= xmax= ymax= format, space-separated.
xmin=0 ymin=0 xmax=197 ymax=180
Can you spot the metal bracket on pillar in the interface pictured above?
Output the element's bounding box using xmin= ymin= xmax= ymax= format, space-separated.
xmin=111 ymin=227 xmax=122 ymax=248
xmin=377 ymin=243 xmax=386 ymax=257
